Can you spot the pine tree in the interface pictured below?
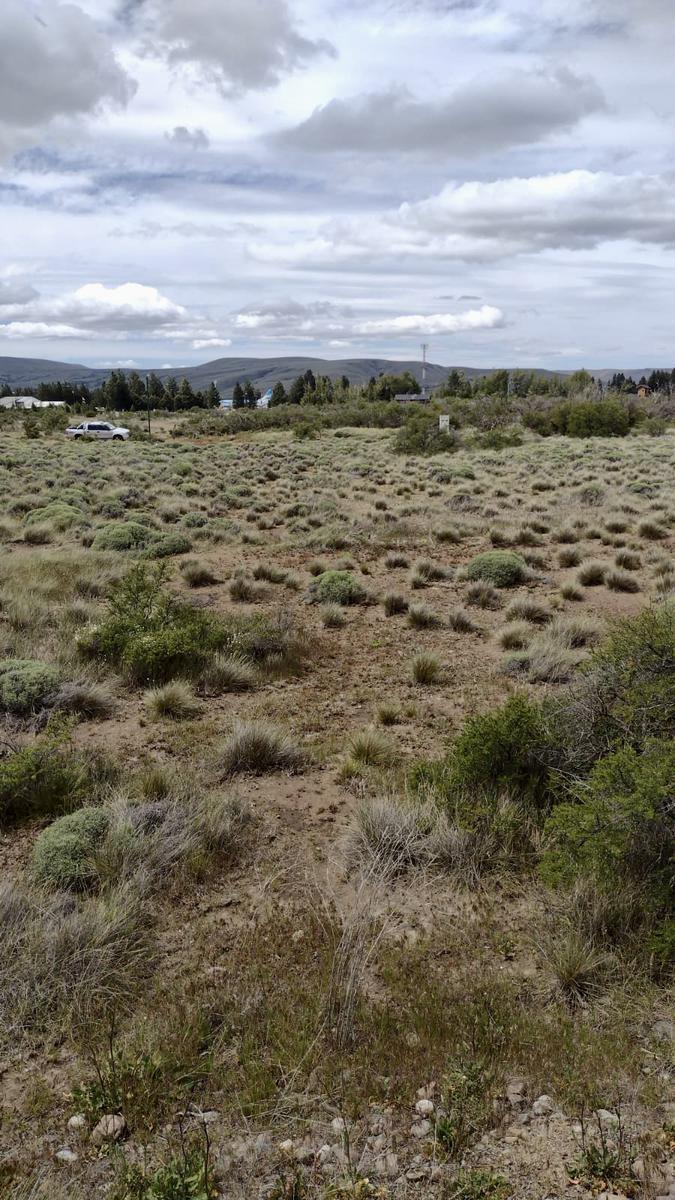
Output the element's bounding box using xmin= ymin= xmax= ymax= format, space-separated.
xmin=243 ymin=380 xmax=257 ymax=408
xmin=206 ymin=381 xmax=221 ymax=408
xmin=232 ymin=381 xmax=245 ymax=409
xmin=270 ymin=381 xmax=286 ymax=407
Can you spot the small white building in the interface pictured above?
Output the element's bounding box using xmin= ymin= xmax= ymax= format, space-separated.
xmin=0 ymin=396 xmax=66 ymax=409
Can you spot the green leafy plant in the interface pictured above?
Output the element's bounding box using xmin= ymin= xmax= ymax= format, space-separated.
xmin=465 ymin=551 xmax=528 ymax=588
xmin=32 ymin=806 xmax=110 ymax=891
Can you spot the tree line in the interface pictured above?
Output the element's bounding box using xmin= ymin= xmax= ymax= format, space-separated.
xmin=2 ymin=364 xmax=674 ymax=414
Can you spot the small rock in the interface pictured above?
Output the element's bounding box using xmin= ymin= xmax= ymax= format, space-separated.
xmin=406 ymin=1164 xmax=429 ymax=1181
xmin=91 ymin=1113 xmax=126 ymax=1147
xmin=506 ymin=1077 xmax=526 ymax=1108
xmin=330 ymin=1116 xmax=346 ymax=1136
xmin=374 ymin=1152 xmax=399 ymax=1179
xmin=278 ymin=1139 xmax=295 ymax=1156
xmin=67 ymin=1113 xmax=87 ymax=1132
xmin=410 ymin=1119 xmax=432 ymax=1138
xmin=415 ymin=1098 xmax=435 ymax=1116
xmin=653 ymin=1019 xmax=675 ymax=1042
xmin=291 ymin=929 xmax=305 ymax=944
xmin=55 ymin=1148 xmax=78 ymax=1164
xmin=595 ymin=1108 xmax=619 ymax=1125
xmin=532 ymin=1094 xmax=555 ymax=1117
xmin=317 ymin=1144 xmax=333 ymax=1165
xmin=596 ymin=1192 xmax=628 ymax=1200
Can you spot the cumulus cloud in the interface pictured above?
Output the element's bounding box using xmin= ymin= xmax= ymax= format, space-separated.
xmin=142 ymin=0 xmax=334 ymax=94
xmin=356 ymin=306 xmax=504 ymax=335
xmin=231 ymin=298 xmax=503 ymax=340
xmin=250 ymin=170 xmax=675 ymax=269
xmin=0 ymin=280 xmax=228 ymax=346
xmin=0 ymin=0 xmax=135 ymax=161
xmin=165 ymin=125 xmax=210 ymax=149
xmin=277 ymin=68 xmax=605 ymax=155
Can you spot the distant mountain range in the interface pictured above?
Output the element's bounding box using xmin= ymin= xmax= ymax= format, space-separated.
xmin=0 ymin=354 xmax=664 ymax=397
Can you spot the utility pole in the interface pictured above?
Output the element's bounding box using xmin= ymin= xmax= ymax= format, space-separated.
xmin=421 ymin=342 xmax=429 ymax=399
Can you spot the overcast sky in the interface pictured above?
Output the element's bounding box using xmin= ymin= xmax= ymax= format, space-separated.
xmin=0 ymin=0 xmax=673 ymax=370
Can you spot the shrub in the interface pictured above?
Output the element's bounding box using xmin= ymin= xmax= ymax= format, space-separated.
xmin=383 ymin=592 xmax=409 ymax=616
xmin=614 ymin=550 xmax=641 ymax=571
xmin=384 ymin=552 xmax=409 ymax=568
xmin=605 ymin=568 xmax=640 ymax=593
xmin=577 ymin=561 xmax=606 ymax=586
xmin=146 ymin=531 xmax=192 ymax=558
xmin=345 ymin=728 xmax=396 ymax=770
xmin=558 ymin=546 xmax=582 ymax=567
xmin=321 ymin=603 xmax=346 ymax=628
xmin=465 ymin=551 xmax=528 ymax=588
xmin=560 ymin=583 xmax=583 ymax=601
xmin=24 ymin=502 xmax=82 ymax=530
xmin=499 ymin=621 xmax=532 ymax=649
xmin=144 ymin=681 xmax=200 ymax=720
xmin=505 ymin=598 xmax=551 ymax=625
xmin=543 ymin=740 xmax=674 ymax=914
xmin=0 ymin=660 xmax=60 ymax=715
xmin=466 ymin=581 xmax=502 ymax=609
xmin=92 ymin=522 xmax=154 ymax=551
xmin=217 ymin=720 xmax=306 ymax=776
xmin=51 ymin=680 xmax=116 ymax=720
xmin=411 ymin=652 xmax=442 ymax=684
xmin=408 ymin=603 xmax=441 ymax=629
xmin=80 ymin=565 xmax=296 ymax=685
xmin=446 ymin=694 xmax=551 ymax=807
xmin=525 ymin=399 xmax=632 ymax=438
xmin=199 ymin=654 xmax=257 ymax=694
xmin=32 ymin=806 xmax=110 ymax=892
xmin=638 ymin=519 xmax=667 ymax=541
xmin=180 ymin=559 xmax=218 ymax=587
xmin=448 ymin=607 xmax=477 ymax=632
xmin=394 ymin=411 xmax=459 ymax=456
xmin=309 ymin=570 xmax=367 ymax=606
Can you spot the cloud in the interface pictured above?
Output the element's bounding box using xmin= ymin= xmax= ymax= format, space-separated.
xmin=230 ymin=298 xmax=503 ymax=340
xmin=142 ymin=0 xmax=334 ymax=94
xmin=276 ymin=68 xmax=605 ymax=156
xmin=0 ymin=0 xmax=135 ymax=161
xmin=355 ymin=306 xmax=504 ymax=335
xmin=165 ymin=125 xmax=210 ymax=149
xmin=0 ymin=280 xmax=226 ymax=344
xmin=0 ymin=279 xmax=39 ymax=307
xmin=192 ymin=336 xmax=232 ymax=349
xmin=0 ymin=322 xmax=93 ymax=340
xmin=250 ymin=170 xmax=675 ymax=269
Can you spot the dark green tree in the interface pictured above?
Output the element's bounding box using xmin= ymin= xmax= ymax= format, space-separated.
xmin=206 ymin=381 xmax=221 ymax=408
xmin=232 ymin=381 xmax=245 ymax=409
xmin=270 ymin=381 xmax=287 ymax=407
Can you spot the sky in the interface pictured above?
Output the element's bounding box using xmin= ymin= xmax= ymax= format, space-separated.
xmin=0 ymin=0 xmax=674 ymax=371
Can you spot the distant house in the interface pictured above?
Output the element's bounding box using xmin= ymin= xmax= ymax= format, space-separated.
xmin=0 ymin=396 xmax=66 ymax=409
xmin=637 ymin=384 xmax=652 ymax=399
xmin=394 ymin=392 xmax=428 ymax=403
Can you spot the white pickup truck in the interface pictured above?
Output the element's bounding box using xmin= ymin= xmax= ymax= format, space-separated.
xmin=65 ymin=420 xmax=130 ymax=441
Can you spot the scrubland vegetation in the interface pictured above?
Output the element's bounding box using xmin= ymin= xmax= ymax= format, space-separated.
xmin=0 ymin=405 xmax=673 ymax=1200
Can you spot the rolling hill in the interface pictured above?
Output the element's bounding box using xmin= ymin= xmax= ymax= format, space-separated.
xmin=0 ymin=354 xmax=664 ymax=398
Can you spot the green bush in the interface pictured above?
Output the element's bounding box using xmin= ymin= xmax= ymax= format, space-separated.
xmin=145 ymin=531 xmax=192 ymax=558
xmin=448 ymin=693 xmax=551 ymax=807
xmin=32 ymin=806 xmax=110 ymax=891
xmin=525 ymin=400 xmax=633 ymax=438
xmin=92 ymin=521 xmax=155 ymax=551
xmin=80 ymin=564 xmax=303 ymax=684
xmin=543 ymin=740 xmax=674 ymax=909
xmin=24 ymin=501 xmax=83 ymax=529
xmin=0 ymin=720 xmax=117 ymax=825
xmin=309 ymin=570 xmax=367 ymax=606
xmin=394 ymin=410 xmax=459 ymax=456
xmin=465 ymin=551 xmax=528 ymax=588
xmin=0 ymin=659 xmax=60 ymax=714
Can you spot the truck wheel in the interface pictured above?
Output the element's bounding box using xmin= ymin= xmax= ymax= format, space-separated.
xmin=112 ymin=434 xmax=124 ymax=440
